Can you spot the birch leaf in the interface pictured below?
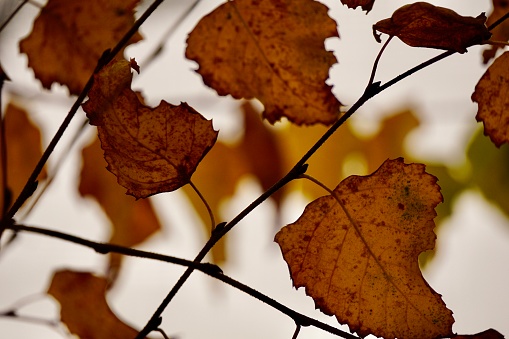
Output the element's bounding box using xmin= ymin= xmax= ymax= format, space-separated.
xmin=82 ymin=59 xmax=218 ymax=198
xmin=186 ymin=0 xmax=341 ymax=125
xmin=275 ymin=158 xmax=454 ymax=339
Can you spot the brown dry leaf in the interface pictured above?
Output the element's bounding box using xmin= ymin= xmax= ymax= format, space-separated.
xmin=373 ymin=2 xmax=491 ymax=53
xmin=79 ymin=137 xmax=161 ymax=281
xmin=454 ymin=329 xmax=505 ymax=339
xmin=0 ymin=103 xmax=47 ymax=217
xmin=186 ymin=0 xmax=341 ymax=126
xmin=341 ymin=0 xmax=375 ymax=13
xmin=472 ymin=51 xmax=509 ymax=147
xmin=483 ymin=0 xmax=509 ymax=64
xmin=19 ymin=0 xmax=142 ymax=95
xmin=275 ymin=158 xmax=454 ymax=339
xmin=82 ymin=58 xmax=218 ymax=198
xmin=48 ymin=269 xmax=146 ymax=339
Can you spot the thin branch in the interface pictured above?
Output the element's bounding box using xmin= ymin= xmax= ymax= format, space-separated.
xmin=1 ymin=0 xmax=165 ymax=235
xmin=9 ymin=223 xmax=358 ymax=339
xmin=292 ymin=323 xmax=301 ymax=339
xmin=0 ymin=0 xmax=29 ymax=33
xmin=0 ymin=69 xmax=10 ymax=217
xmin=188 ymin=180 xmax=215 ymax=232
xmin=487 ymin=11 xmax=509 ymax=31
xmin=7 ymin=223 xmax=211 ymax=271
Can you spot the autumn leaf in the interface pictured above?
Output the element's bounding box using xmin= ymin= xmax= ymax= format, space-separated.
xmin=82 ymin=58 xmax=218 ymax=198
xmin=19 ymin=0 xmax=142 ymax=95
xmin=186 ymin=0 xmax=341 ymax=126
xmin=275 ymin=158 xmax=454 ymax=339
xmin=472 ymin=51 xmax=509 ymax=147
xmin=79 ymin=136 xmax=161 ymax=282
xmin=48 ymin=270 xmax=146 ymax=339
xmin=0 ymin=103 xmax=47 ymax=217
xmin=341 ymin=0 xmax=375 ymax=13
xmin=482 ymin=0 xmax=509 ymax=64
xmin=373 ymin=2 xmax=491 ymax=53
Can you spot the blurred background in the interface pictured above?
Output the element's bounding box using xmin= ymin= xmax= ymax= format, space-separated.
xmin=1 ymin=0 xmax=508 ymax=338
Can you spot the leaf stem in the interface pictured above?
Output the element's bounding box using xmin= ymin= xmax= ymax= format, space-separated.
xmin=188 ymin=180 xmax=215 ymax=232
xmin=8 ymin=222 xmax=359 ymax=339
xmin=0 ymin=0 xmax=165 ymax=236
xmin=292 ymin=324 xmax=301 ymax=339
xmin=367 ymin=36 xmax=393 ymax=87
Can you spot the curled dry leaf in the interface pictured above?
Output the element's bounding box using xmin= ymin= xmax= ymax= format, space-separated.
xmin=472 ymin=51 xmax=509 ymax=147
xmin=341 ymin=0 xmax=375 ymax=13
xmin=19 ymin=0 xmax=142 ymax=95
xmin=275 ymin=158 xmax=454 ymax=339
xmin=186 ymin=0 xmax=341 ymax=126
xmin=373 ymin=2 xmax=491 ymax=53
xmin=1 ymin=103 xmax=47 ymax=217
xmin=483 ymin=0 xmax=509 ymax=64
xmin=48 ymin=270 xmax=146 ymax=339
xmin=82 ymin=59 xmax=218 ymax=198
xmin=79 ymin=137 xmax=161 ymax=282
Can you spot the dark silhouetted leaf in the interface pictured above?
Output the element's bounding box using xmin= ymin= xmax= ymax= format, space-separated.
xmin=373 ymin=2 xmax=491 ymax=53
xmin=341 ymin=0 xmax=375 ymax=13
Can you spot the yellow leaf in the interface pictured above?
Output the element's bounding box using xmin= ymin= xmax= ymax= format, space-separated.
xmin=48 ymin=270 xmax=147 ymax=339
xmin=472 ymin=51 xmax=509 ymax=147
xmin=19 ymin=0 xmax=142 ymax=95
xmin=275 ymin=158 xmax=454 ymax=339
xmin=79 ymin=137 xmax=161 ymax=281
xmin=82 ymin=59 xmax=218 ymax=198
xmin=186 ymin=0 xmax=341 ymax=125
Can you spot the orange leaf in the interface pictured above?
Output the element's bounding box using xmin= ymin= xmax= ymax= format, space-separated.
xmin=454 ymin=329 xmax=505 ymax=339
xmin=82 ymin=59 xmax=218 ymax=198
xmin=19 ymin=0 xmax=142 ymax=95
xmin=275 ymin=158 xmax=454 ymax=339
xmin=48 ymin=270 xmax=146 ymax=339
xmin=0 ymin=103 xmax=47 ymax=217
xmin=472 ymin=51 xmax=509 ymax=147
xmin=373 ymin=2 xmax=491 ymax=53
xmin=341 ymin=0 xmax=375 ymax=13
xmin=482 ymin=0 xmax=509 ymax=64
xmin=79 ymin=136 xmax=161 ymax=281
xmin=186 ymin=0 xmax=341 ymax=126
